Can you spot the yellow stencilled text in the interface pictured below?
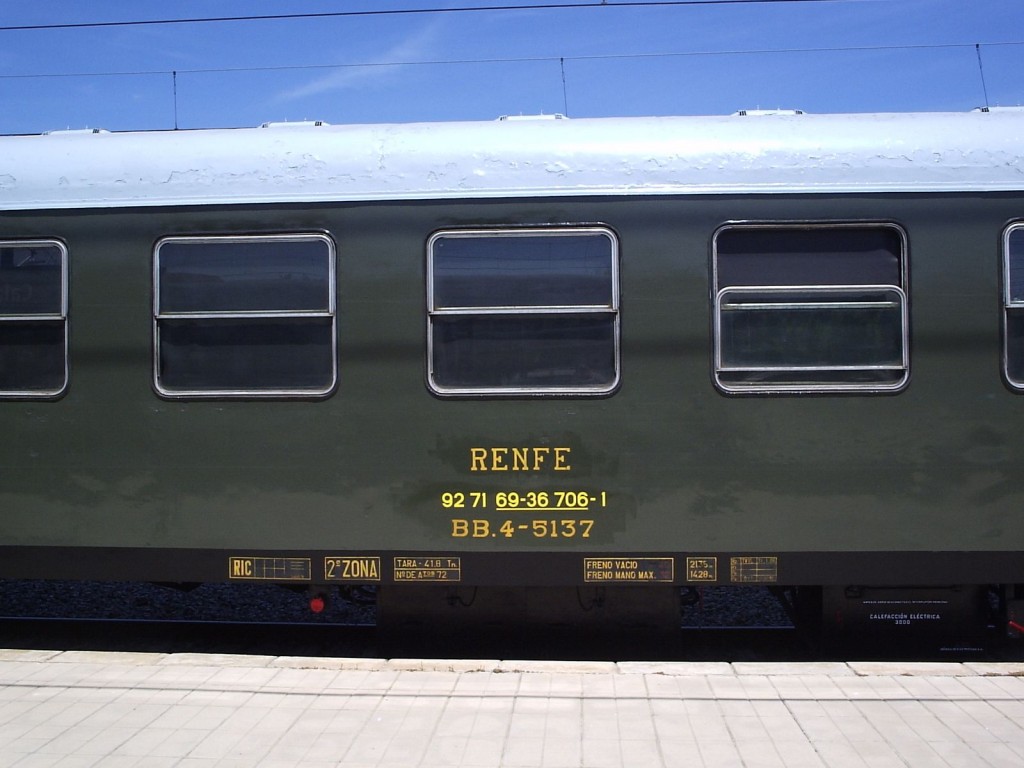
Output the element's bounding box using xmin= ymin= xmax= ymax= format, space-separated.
xmin=324 ymin=557 xmax=381 ymax=582
xmin=469 ymin=446 xmax=571 ymax=472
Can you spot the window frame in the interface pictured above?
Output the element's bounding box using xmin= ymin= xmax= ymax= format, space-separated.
xmin=152 ymin=232 xmax=337 ymax=400
xmin=426 ymin=226 xmax=621 ymax=397
xmin=711 ymin=222 xmax=910 ymax=395
xmin=1002 ymin=222 xmax=1024 ymax=390
xmin=0 ymin=238 xmax=69 ymax=399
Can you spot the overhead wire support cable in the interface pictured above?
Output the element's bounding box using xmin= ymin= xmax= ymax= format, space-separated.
xmin=560 ymin=57 xmax=569 ymax=116
xmin=975 ymin=43 xmax=991 ymax=110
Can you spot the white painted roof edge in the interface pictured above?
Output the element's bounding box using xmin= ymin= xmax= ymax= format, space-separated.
xmin=1 ymin=111 xmax=1022 ymax=211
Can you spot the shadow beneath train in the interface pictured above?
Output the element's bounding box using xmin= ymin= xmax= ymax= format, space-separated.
xmin=0 ymin=580 xmax=1019 ymax=662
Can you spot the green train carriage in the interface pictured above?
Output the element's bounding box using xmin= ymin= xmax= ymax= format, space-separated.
xmin=1 ymin=109 xmax=1022 ymax=637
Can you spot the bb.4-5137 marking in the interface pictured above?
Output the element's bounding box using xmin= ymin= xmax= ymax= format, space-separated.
xmin=451 ymin=518 xmax=594 ymax=538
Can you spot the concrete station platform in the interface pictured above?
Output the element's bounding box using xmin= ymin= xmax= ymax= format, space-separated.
xmin=0 ymin=649 xmax=1022 ymax=767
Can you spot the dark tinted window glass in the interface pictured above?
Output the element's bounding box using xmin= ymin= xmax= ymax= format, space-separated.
xmin=423 ymin=228 xmax=614 ymax=397
xmin=428 ymin=228 xmax=619 ymax=395
xmin=719 ymin=290 xmax=904 ymax=368
xmin=0 ymin=322 xmax=65 ymax=392
xmin=0 ymin=244 xmax=63 ymax=315
xmin=154 ymin=235 xmax=336 ymax=397
xmin=431 ymin=314 xmax=616 ymax=389
xmin=158 ymin=318 xmax=334 ymax=392
xmin=717 ymin=228 xmax=902 ymax=287
xmin=1003 ymin=225 xmax=1024 ymax=390
xmin=1007 ymin=228 xmax=1024 ymax=304
xmin=713 ymin=225 xmax=907 ymax=394
xmin=0 ymin=241 xmax=67 ymax=397
xmin=159 ymin=239 xmax=331 ymax=313
xmin=432 ymin=233 xmax=613 ymax=308
xmin=1006 ymin=313 xmax=1024 ymax=384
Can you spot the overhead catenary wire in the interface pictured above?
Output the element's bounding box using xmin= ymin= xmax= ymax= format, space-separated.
xmin=0 ymin=1 xmax=867 ymax=33
xmin=0 ymin=40 xmax=1020 ymax=81
xmin=0 ymin=4 xmax=1014 ymax=133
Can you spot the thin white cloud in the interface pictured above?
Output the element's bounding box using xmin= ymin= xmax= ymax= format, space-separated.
xmin=274 ymin=22 xmax=443 ymax=103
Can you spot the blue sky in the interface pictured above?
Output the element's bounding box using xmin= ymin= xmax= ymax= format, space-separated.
xmin=0 ymin=0 xmax=1021 ymax=134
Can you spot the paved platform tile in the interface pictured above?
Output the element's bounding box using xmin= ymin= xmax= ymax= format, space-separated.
xmin=1 ymin=654 xmax=1022 ymax=767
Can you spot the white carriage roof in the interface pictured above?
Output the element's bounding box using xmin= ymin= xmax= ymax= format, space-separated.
xmin=1 ymin=110 xmax=1022 ymax=211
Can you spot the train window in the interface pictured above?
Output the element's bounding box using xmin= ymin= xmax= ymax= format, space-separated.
xmin=713 ymin=224 xmax=909 ymax=394
xmin=427 ymin=227 xmax=619 ymax=396
xmin=0 ymin=240 xmax=68 ymax=398
xmin=153 ymin=234 xmax=336 ymax=398
xmin=1003 ymin=224 xmax=1024 ymax=388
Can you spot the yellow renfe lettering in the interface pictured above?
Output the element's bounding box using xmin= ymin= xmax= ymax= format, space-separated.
xmin=468 ymin=446 xmax=574 ymax=471
xmin=469 ymin=448 xmax=487 ymax=471
xmin=531 ymin=447 xmax=550 ymax=470
xmin=553 ymin=447 xmax=571 ymax=471
xmin=511 ymin=447 xmax=529 ymax=470
xmin=491 ymin=447 xmax=509 ymax=470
